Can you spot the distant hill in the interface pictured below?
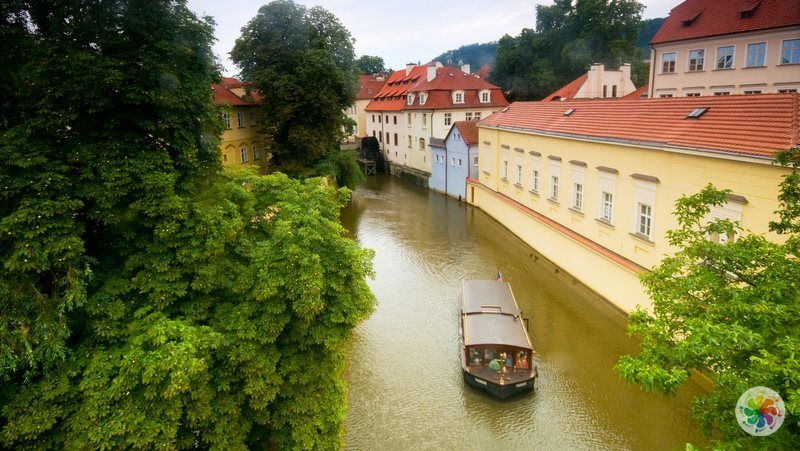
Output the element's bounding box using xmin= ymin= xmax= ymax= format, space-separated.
xmin=432 ymin=17 xmax=665 ymax=69
xmin=432 ymin=42 xmax=498 ymax=69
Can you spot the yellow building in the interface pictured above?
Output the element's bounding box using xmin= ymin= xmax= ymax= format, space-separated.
xmin=213 ymin=78 xmax=267 ymax=167
xmin=345 ymin=74 xmax=385 ymax=141
xmin=469 ymin=93 xmax=799 ymax=313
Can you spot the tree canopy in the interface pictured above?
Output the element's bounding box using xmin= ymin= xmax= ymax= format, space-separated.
xmin=433 ymin=42 xmax=499 ymax=70
xmin=1 ymin=0 xmax=374 ymax=448
xmin=615 ymin=148 xmax=800 ymax=447
xmin=355 ymin=55 xmax=387 ymax=74
xmin=491 ymin=0 xmax=646 ymax=100
xmin=231 ymin=0 xmax=359 ymax=173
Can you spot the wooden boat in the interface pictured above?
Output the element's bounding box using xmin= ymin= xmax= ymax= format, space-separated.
xmin=459 ymin=279 xmax=537 ymax=398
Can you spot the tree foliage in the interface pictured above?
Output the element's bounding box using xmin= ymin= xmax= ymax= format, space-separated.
xmin=615 ymin=148 xmax=800 ymax=448
xmin=355 ymin=55 xmax=386 ymax=74
xmin=231 ymin=0 xmax=359 ymax=173
xmin=433 ymin=42 xmax=499 ymax=70
xmin=1 ymin=0 xmax=374 ymax=448
xmin=491 ymin=0 xmax=646 ymax=100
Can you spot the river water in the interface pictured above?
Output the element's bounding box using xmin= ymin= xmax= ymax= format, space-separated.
xmin=341 ymin=175 xmax=707 ymax=450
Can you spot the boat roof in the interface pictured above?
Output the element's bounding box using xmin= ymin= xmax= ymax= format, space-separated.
xmin=461 ymin=280 xmax=532 ymax=349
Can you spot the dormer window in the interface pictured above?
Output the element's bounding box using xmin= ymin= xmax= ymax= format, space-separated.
xmin=479 ymin=90 xmax=491 ymax=103
xmin=407 ymin=93 xmax=415 ymax=105
xmin=453 ymin=90 xmax=464 ymax=104
xmin=419 ymin=92 xmax=427 ymax=105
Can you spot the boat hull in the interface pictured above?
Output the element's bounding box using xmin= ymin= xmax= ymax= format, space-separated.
xmin=462 ymin=370 xmax=535 ymax=399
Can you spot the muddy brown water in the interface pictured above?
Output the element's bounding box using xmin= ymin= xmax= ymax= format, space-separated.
xmin=341 ymin=175 xmax=707 ymax=450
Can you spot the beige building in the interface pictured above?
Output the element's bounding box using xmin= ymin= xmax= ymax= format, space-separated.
xmin=649 ymin=0 xmax=800 ymax=98
xmin=544 ymin=63 xmax=637 ymax=101
xmin=469 ymin=94 xmax=799 ymax=312
xmin=213 ymin=78 xmax=267 ymax=167
xmin=345 ymin=74 xmax=385 ymax=140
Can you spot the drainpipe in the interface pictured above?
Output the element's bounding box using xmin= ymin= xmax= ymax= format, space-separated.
xmin=649 ymin=45 xmax=656 ymax=99
xmin=444 ymin=136 xmax=448 ymax=196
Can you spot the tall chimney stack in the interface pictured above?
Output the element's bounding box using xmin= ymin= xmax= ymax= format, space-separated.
xmin=427 ymin=64 xmax=437 ymax=82
xmin=461 ymin=63 xmax=471 ymax=74
xmin=406 ymin=63 xmax=415 ymax=76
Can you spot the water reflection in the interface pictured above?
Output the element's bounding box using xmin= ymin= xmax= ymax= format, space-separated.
xmin=342 ymin=175 xmax=706 ymax=450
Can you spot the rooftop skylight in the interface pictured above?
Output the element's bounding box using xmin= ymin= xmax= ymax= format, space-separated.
xmin=563 ymin=108 xmax=575 ymax=116
xmin=686 ymin=107 xmax=709 ymax=119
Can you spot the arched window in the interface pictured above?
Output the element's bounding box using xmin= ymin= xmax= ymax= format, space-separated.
xmin=240 ymin=144 xmax=248 ymax=163
xmin=418 ymin=138 xmax=425 ymax=150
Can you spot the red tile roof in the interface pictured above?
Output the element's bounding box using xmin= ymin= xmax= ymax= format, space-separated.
xmin=404 ymin=66 xmax=509 ymax=110
xmin=357 ymin=74 xmax=386 ymax=100
xmin=479 ymin=93 xmax=800 ymax=159
xmin=452 ymin=120 xmax=479 ymax=146
xmin=365 ymin=66 xmax=427 ymax=112
xmin=542 ymin=73 xmax=589 ymax=101
xmin=213 ymin=78 xmax=261 ymax=106
xmin=651 ymin=0 xmax=800 ymax=45
xmin=622 ymin=85 xmax=649 ymax=100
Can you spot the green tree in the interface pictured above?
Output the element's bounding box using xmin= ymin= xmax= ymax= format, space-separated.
xmin=615 ymin=148 xmax=800 ymax=447
xmin=433 ymin=42 xmax=499 ymax=69
xmin=491 ymin=0 xmax=645 ymax=100
xmin=355 ymin=55 xmax=386 ymax=74
xmin=231 ymin=0 xmax=359 ymax=173
xmin=1 ymin=1 xmax=374 ymax=448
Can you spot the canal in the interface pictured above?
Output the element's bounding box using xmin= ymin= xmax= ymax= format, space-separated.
xmin=341 ymin=175 xmax=707 ymax=450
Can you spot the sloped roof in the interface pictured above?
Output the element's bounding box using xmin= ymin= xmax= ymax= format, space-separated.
xmin=452 ymin=120 xmax=479 ymax=146
xmin=365 ymin=65 xmax=428 ymax=112
xmin=651 ymin=0 xmax=800 ymax=45
xmin=213 ymin=77 xmax=261 ymax=106
xmin=404 ymin=66 xmax=509 ymax=110
xmin=479 ymin=93 xmax=800 ymax=159
xmin=622 ymin=85 xmax=649 ymax=100
xmin=542 ymin=73 xmax=589 ymax=102
xmin=357 ymin=74 xmax=386 ymax=100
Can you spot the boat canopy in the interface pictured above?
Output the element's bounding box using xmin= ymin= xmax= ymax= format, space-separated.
xmin=461 ymin=280 xmax=531 ymax=349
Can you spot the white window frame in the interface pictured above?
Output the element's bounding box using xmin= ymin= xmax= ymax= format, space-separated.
xmin=253 ymin=143 xmax=260 ymax=160
xmin=222 ymin=112 xmax=231 ymax=129
xmin=571 ymin=165 xmax=586 ymax=211
xmin=473 ymin=156 xmax=479 ymax=167
xmin=407 ymin=94 xmax=414 ymax=105
xmin=746 ymin=41 xmax=767 ymax=68
xmin=632 ymin=180 xmax=657 ymax=240
xmin=482 ymin=145 xmax=493 ymax=174
xmin=598 ymin=171 xmax=616 ymax=223
xmin=422 ymin=113 xmax=427 ymax=126
xmin=240 ymin=144 xmax=248 ymax=163
xmin=716 ymin=45 xmax=735 ymax=69
xmin=237 ymin=112 xmax=244 ymax=128
xmin=515 ymin=157 xmax=523 ymax=185
xmin=465 ymin=112 xmax=473 ymax=121
xmin=706 ymin=201 xmax=744 ymax=244
xmin=549 ymin=159 xmax=561 ymax=202
xmin=530 ymin=154 xmax=541 ymax=192
xmin=780 ymin=38 xmax=800 ymax=65
xmin=453 ymin=90 xmax=465 ymax=104
xmin=474 ymin=112 xmax=481 ymax=121
xmin=687 ymin=48 xmax=705 ymax=71
xmin=457 ymin=158 xmax=463 ymax=168
xmin=661 ymin=52 xmax=677 ymax=74
xmin=419 ymin=92 xmax=427 ymax=105
xmin=444 ymin=113 xmax=452 ymax=126
xmin=479 ymin=90 xmax=490 ymax=103
xmin=502 ymin=160 xmax=509 ymax=180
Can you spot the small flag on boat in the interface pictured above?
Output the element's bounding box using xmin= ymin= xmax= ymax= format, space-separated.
xmin=496 ymin=271 xmax=503 ymax=282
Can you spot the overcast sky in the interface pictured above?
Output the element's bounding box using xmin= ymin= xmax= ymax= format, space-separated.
xmin=186 ymin=0 xmax=677 ymax=76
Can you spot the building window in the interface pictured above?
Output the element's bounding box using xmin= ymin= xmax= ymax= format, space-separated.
xmin=661 ymin=52 xmax=676 ymax=73
xmin=465 ymin=112 xmax=473 ymax=121
xmin=480 ymin=91 xmax=490 ymax=102
xmin=550 ymin=176 xmax=559 ymax=201
xmin=240 ymin=145 xmax=248 ymax=163
xmin=660 ymin=94 xmax=673 ymax=98
xmin=746 ymin=42 xmax=767 ymax=67
xmin=407 ymin=94 xmax=414 ymax=105
xmin=717 ymin=46 xmax=734 ymax=69
xmin=713 ymin=91 xmax=731 ymax=96
xmin=372 ymin=114 xmax=375 ymax=122
xmin=474 ymin=112 xmax=481 ymax=120
xmin=444 ymin=113 xmax=451 ymax=126
xmin=602 ymin=192 xmax=614 ymax=222
xmin=379 ymin=131 xmax=383 ymax=143
xmin=532 ymin=169 xmax=539 ymax=192
xmin=222 ymin=112 xmax=231 ymax=129
xmin=237 ymin=112 xmax=244 ymax=128
xmin=782 ymin=39 xmax=800 ymax=64
xmin=419 ymin=93 xmax=426 ymax=105
xmin=394 ymin=133 xmax=398 ymax=146
xmin=473 ymin=156 xmax=479 ymax=166
xmin=778 ymin=88 xmax=798 ymax=93
xmin=378 ymin=115 xmax=382 ymax=123
xmin=422 ymin=113 xmax=427 ymax=126
xmin=706 ymin=201 xmax=744 ymax=244
xmin=393 ymin=116 xmax=397 ymax=125
xmin=688 ymin=49 xmax=705 ymax=71
xmin=249 ymin=112 xmax=257 ymax=126
xmin=573 ymin=183 xmax=583 ymax=210
xmin=408 ymin=136 xmax=412 ymax=148
xmin=611 ymin=86 xmax=617 ymax=98
xmin=516 ymin=164 xmax=522 ymax=184
xmin=603 ymin=85 xmax=607 ymax=98
xmin=454 ymin=91 xmax=464 ymax=103
xmin=253 ymin=144 xmax=260 ymax=160
xmin=637 ymin=203 xmax=652 ymax=237
xmin=743 ymin=90 xmax=762 ymax=94
xmin=686 ymin=92 xmax=701 ymax=97
xmin=458 ymin=158 xmax=463 ymax=168
xmin=419 ymin=138 xmax=425 ymax=150
xmin=502 ymin=160 xmax=508 ymax=179
xmin=385 ymin=115 xmax=388 ymax=123
xmin=450 ymin=157 xmax=455 ymax=166
xmin=407 ymin=113 xmax=411 ymax=126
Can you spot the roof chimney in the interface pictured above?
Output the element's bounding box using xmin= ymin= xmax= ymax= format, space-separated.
xmin=461 ymin=63 xmax=470 ymax=74
xmin=427 ymin=64 xmax=437 ymax=82
xmin=406 ymin=63 xmax=414 ymax=76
